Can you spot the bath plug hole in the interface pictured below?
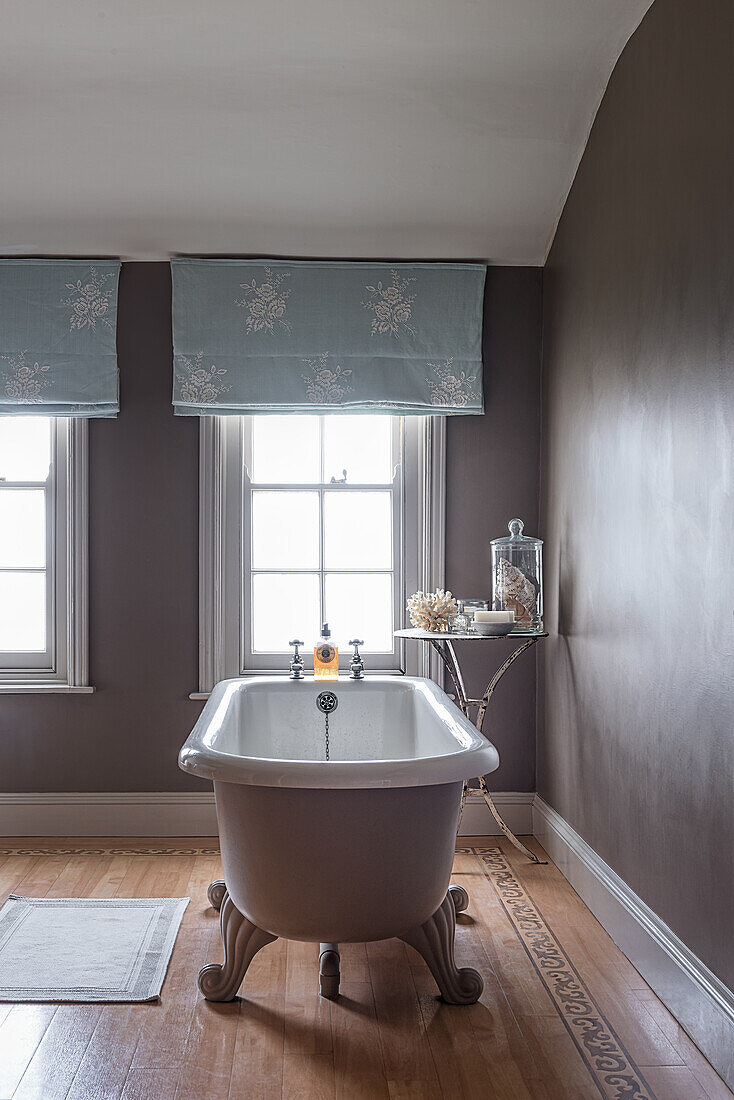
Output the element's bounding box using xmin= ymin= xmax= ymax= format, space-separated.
xmin=316 ymin=691 xmax=338 ymax=714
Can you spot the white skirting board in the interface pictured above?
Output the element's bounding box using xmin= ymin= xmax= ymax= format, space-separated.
xmin=457 ymin=790 xmax=534 ymax=837
xmin=0 ymin=792 xmax=219 ymax=837
xmin=0 ymin=789 xmax=533 ymax=839
xmin=533 ymin=795 xmax=734 ymax=1092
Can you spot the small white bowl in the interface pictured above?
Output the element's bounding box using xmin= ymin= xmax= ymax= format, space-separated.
xmin=471 ymin=620 xmax=515 ymax=637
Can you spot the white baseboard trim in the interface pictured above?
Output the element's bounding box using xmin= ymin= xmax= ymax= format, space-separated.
xmin=0 ymin=788 xmax=534 ymax=840
xmin=458 ymin=790 xmax=534 ymax=837
xmin=0 ymin=792 xmax=218 ymax=837
xmin=533 ymin=795 xmax=734 ymax=1091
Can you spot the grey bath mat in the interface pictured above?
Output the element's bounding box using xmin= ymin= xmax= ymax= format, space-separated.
xmin=0 ymin=895 xmax=189 ymax=1002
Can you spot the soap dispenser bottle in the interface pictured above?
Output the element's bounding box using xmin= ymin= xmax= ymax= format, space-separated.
xmin=314 ymin=623 xmax=338 ymax=680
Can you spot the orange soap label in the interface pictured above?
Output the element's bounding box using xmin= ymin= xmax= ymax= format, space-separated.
xmin=314 ymin=643 xmax=338 ymax=679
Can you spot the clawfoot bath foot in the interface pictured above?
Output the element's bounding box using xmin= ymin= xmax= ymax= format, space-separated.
xmin=449 ymin=883 xmax=469 ymax=914
xmin=207 ymin=879 xmax=227 ymax=911
xmin=199 ymin=891 xmax=277 ymax=1001
xmin=399 ymin=892 xmax=483 ymax=1005
xmin=318 ymin=942 xmax=341 ymax=999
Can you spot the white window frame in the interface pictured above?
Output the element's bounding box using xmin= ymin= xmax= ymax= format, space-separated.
xmin=243 ymin=416 xmax=403 ymax=672
xmin=193 ymin=415 xmax=446 ymax=696
xmin=0 ymin=418 xmax=92 ymax=694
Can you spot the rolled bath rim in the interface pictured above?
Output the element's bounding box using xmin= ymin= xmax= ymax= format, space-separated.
xmin=179 ymin=676 xmax=499 ymax=789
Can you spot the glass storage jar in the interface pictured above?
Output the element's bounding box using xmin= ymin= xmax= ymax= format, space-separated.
xmin=490 ymin=518 xmax=543 ymax=632
xmin=448 ymin=603 xmax=470 ymax=633
xmin=452 ymin=597 xmax=489 ymax=633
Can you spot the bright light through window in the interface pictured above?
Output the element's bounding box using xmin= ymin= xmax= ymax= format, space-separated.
xmin=0 ymin=418 xmax=51 ymax=654
xmin=246 ymin=415 xmax=398 ymax=658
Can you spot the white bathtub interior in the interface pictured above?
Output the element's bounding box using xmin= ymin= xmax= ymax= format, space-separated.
xmin=207 ymin=678 xmax=473 ymax=763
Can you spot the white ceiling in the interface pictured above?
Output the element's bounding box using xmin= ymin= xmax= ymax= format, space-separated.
xmin=0 ymin=0 xmax=652 ymax=264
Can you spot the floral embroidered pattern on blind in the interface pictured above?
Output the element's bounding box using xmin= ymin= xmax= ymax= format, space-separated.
xmin=362 ymin=270 xmax=417 ymax=337
xmin=175 ymin=353 xmax=231 ymax=406
xmin=426 ymin=358 xmax=479 ymax=407
xmin=236 ymin=267 xmax=292 ymax=335
xmin=0 ymin=352 xmax=52 ymax=402
xmin=62 ymin=267 xmax=117 ymax=332
xmin=301 ymin=353 xmax=353 ymax=403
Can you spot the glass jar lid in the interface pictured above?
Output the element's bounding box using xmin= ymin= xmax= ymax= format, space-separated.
xmin=490 ymin=517 xmax=543 ymax=548
xmin=456 ymin=596 xmax=489 ymax=609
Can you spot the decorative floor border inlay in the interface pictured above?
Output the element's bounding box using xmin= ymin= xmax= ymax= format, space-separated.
xmin=0 ymin=847 xmax=221 ymax=857
xmin=475 ymin=846 xmax=657 ymax=1100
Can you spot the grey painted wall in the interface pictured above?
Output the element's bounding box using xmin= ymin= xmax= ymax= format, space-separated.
xmin=1 ymin=265 xmax=201 ymax=794
xmin=1 ymin=263 xmax=542 ymax=794
xmin=539 ymin=0 xmax=734 ymax=990
xmin=446 ymin=267 xmax=542 ymax=792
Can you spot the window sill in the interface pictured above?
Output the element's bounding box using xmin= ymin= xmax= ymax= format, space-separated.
xmin=189 ymin=668 xmax=406 ymax=700
xmin=0 ymin=684 xmax=95 ymax=695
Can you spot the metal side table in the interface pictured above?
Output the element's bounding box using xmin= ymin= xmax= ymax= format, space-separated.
xmin=395 ymin=627 xmax=548 ymax=865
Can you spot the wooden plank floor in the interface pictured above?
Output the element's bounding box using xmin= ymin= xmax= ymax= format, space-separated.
xmin=0 ymin=837 xmax=730 ymax=1100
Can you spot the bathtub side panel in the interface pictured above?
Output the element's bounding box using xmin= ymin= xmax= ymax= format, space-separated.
xmin=214 ymin=780 xmax=462 ymax=943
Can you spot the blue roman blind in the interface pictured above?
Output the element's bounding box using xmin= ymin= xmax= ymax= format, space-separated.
xmin=171 ymin=259 xmax=485 ymax=415
xmin=0 ymin=260 xmax=120 ymax=417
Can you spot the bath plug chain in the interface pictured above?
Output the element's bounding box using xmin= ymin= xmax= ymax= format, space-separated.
xmin=316 ymin=691 xmax=338 ymax=762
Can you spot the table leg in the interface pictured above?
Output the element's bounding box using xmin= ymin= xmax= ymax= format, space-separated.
xmin=429 ymin=639 xmax=469 ymax=714
xmin=456 ymin=779 xmax=468 ymax=833
xmin=434 ymin=634 xmax=547 ymax=865
xmin=475 ymin=637 xmax=539 ymax=733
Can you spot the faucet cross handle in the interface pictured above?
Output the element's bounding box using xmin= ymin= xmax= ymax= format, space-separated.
xmin=348 ymin=639 xmax=365 ymax=680
xmin=288 ymin=640 xmax=305 ymax=679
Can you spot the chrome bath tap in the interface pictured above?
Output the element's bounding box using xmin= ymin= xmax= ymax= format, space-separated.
xmin=349 ymin=639 xmax=365 ymax=679
xmin=288 ymin=640 xmax=305 ymax=679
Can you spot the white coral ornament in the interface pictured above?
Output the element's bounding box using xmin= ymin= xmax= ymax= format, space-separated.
xmin=407 ymin=588 xmax=458 ymax=632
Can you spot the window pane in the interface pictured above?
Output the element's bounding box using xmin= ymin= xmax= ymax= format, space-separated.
xmin=323 ymin=491 xmax=392 ymax=569
xmin=325 ymin=573 xmax=393 ymax=653
xmin=0 ymin=571 xmax=46 ymax=651
xmin=323 ymin=416 xmax=393 ymax=484
xmin=0 ymin=490 xmax=46 ymax=567
xmin=0 ymin=417 xmax=51 ymax=482
xmin=251 ymin=416 xmax=320 ymax=484
xmin=251 ymin=491 xmax=319 ymax=570
xmin=251 ymin=573 xmax=320 ymax=652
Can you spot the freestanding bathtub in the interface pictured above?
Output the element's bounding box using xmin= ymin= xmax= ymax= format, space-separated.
xmin=179 ymin=675 xmax=499 ymax=1004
